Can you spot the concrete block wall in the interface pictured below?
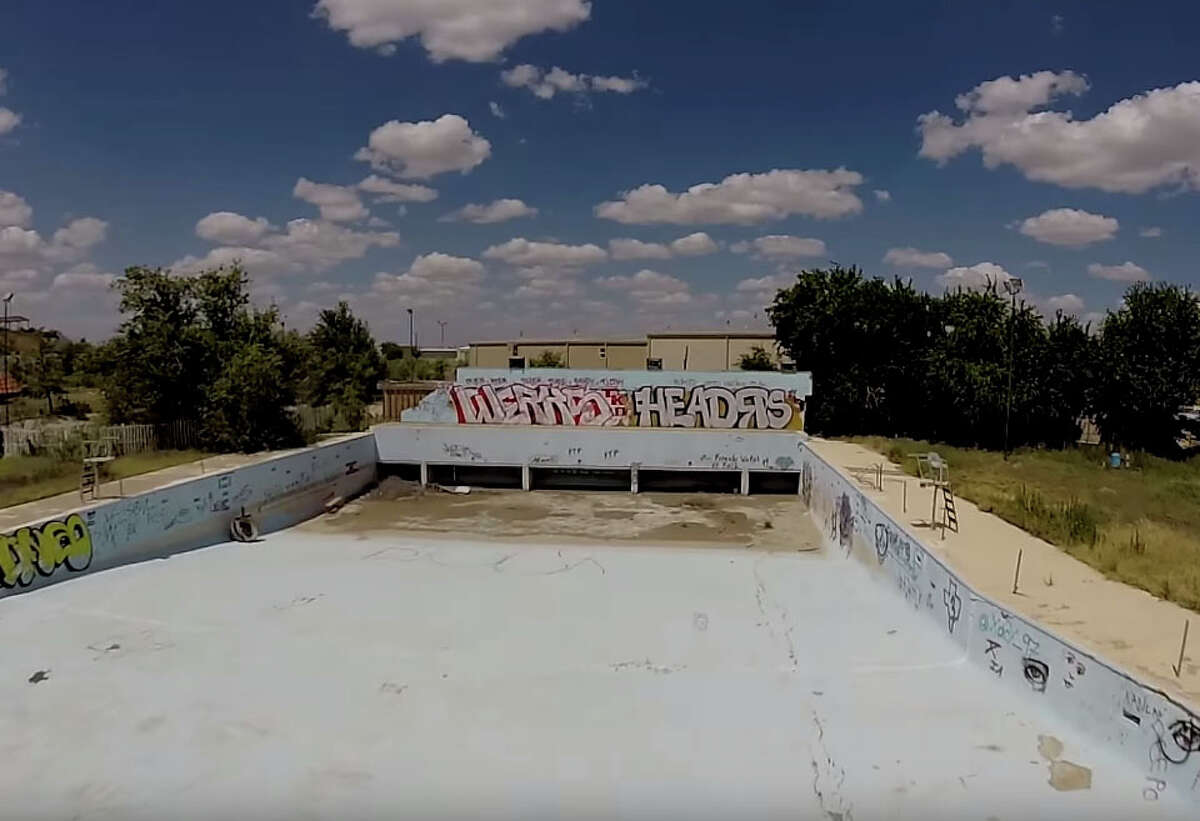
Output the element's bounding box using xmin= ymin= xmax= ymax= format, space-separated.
xmin=799 ymin=444 xmax=1200 ymax=804
xmin=0 ymin=434 xmax=377 ymax=599
xmin=374 ymin=424 xmax=810 ymax=476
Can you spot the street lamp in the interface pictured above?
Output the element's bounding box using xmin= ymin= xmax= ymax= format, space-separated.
xmin=1002 ymin=277 xmax=1024 ymax=459
xmin=2 ymin=292 xmax=12 ymax=430
xmin=437 ymin=320 xmax=447 ymax=346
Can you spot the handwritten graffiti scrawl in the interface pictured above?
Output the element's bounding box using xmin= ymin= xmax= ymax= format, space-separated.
xmin=0 ymin=513 xmax=93 ymax=589
xmin=448 ymin=382 xmax=806 ymax=430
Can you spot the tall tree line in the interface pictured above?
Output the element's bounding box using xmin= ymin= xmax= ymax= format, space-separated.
xmin=767 ymin=267 xmax=1200 ymax=456
xmin=99 ymin=265 xmax=386 ymax=452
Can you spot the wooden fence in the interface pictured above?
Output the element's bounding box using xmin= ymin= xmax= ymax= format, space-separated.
xmin=0 ymin=421 xmax=200 ymax=459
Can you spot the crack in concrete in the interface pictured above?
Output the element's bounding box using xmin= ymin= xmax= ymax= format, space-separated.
xmin=809 ymin=709 xmax=854 ymax=821
xmin=752 ymin=561 xmax=798 ymax=670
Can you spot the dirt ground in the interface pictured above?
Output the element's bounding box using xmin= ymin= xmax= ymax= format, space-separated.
xmin=301 ymin=477 xmax=821 ymax=552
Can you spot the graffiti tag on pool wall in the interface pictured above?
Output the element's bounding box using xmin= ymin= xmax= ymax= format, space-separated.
xmin=0 ymin=513 xmax=93 ymax=588
xmin=448 ymin=382 xmax=806 ymax=430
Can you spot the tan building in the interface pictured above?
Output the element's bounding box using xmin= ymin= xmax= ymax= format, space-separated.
xmin=646 ymin=331 xmax=781 ymax=371
xmin=467 ymin=331 xmax=785 ymax=371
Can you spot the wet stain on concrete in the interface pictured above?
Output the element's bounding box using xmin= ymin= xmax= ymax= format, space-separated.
xmin=1037 ymin=734 xmax=1092 ymax=792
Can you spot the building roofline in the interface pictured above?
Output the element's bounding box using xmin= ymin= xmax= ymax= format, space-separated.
xmin=469 ymin=331 xmax=776 ymax=346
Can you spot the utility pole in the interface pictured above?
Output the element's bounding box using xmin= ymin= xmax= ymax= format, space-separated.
xmin=406 ymin=307 xmax=414 ymax=351
xmin=1002 ymin=278 xmax=1023 ymax=459
xmin=437 ymin=320 xmax=447 ymax=346
xmin=2 ymin=292 xmax=12 ymax=430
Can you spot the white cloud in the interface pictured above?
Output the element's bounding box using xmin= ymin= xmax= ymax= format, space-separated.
xmin=595 ymin=168 xmax=864 ymax=225
xmin=355 ymin=114 xmax=491 ymax=179
xmin=736 ymin=273 xmax=794 ymax=296
xmin=0 ymin=109 xmax=19 ymax=135
xmin=293 ymin=177 xmax=368 ymax=222
xmin=874 ymin=189 xmax=891 ymax=202
xmin=1087 ymin=261 xmax=1150 ymax=282
xmin=52 ymin=263 xmax=115 ymax=291
xmin=489 ymin=101 xmax=505 ymax=119
xmin=0 ymin=70 xmax=16 ymax=136
xmin=357 ymin=175 xmax=438 ymax=203
xmin=510 ymin=265 xmax=583 ymax=300
xmin=0 ymin=191 xmax=33 ymax=228
xmin=609 ymin=238 xmax=672 ymax=260
xmin=1139 ymin=226 xmax=1163 ymax=238
xmin=0 ymin=225 xmax=44 ymax=257
xmin=196 ymin=211 xmax=273 ymax=245
xmin=589 ymin=74 xmax=646 ymax=94
xmin=501 ymin=64 xmax=647 ymax=100
xmin=262 ymin=218 xmax=400 ymax=270
xmin=919 ymin=71 xmax=1200 ymax=194
xmin=46 ymin=218 xmax=109 ymax=262
xmin=1018 ymin=208 xmax=1117 ymax=247
xmin=883 ymin=247 xmax=954 ymax=269
xmin=482 ymin=237 xmax=606 ymax=267
xmin=441 ymin=198 xmax=538 ymax=224
xmin=938 ymin=261 xmax=1013 ymax=290
xmin=669 ymin=232 xmax=718 ymax=256
xmin=313 ymin=0 xmax=591 ymax=63
xmin=596 ymin=268 xmax=695 ymax=307
xmin=171 ymin=247 xmax=294 ymax=277
xmin=371 ymin=252 xmax=485 ymax=308
xmin=609 ymin=233 xmax=718 ymax=260
xmin=1045 ymin=293 xmax=1085 ymax=315
xmin=732 ymin=235 xmax=827 ymax=259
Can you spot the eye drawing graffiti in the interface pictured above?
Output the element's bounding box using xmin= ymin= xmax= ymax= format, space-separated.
xmin=874 ymin=523 xmax=889 ymax=564
xmin=1155 ymin=718 xmax=1200 ymax=766
xmin=1062 ymin=651 xmax=1086 ymax=689
xmin=1022 ymin=658 xmax=1049 ymax=693
xmin=943 ymin=580 xmax=962 ymax=635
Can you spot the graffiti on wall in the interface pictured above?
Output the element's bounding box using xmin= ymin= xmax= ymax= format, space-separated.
xmin=447 ymin=382 xmax=806 ymax=430
xmin=0 ymin=513 xmax=93 ymax=588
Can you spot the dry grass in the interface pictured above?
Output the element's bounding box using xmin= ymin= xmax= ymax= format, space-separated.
xmin=0 ymin=450 xmax=210 ymax=509
xmin=851 ymin=437 xmax=1200 ymax=611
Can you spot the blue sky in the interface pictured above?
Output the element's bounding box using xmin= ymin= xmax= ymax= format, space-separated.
xmin=2 ymin=0 xmax=1198 ymax=343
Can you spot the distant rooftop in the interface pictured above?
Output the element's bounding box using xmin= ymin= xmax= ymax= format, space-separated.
xmin=470 ymin=330 xmax=775 ymax=346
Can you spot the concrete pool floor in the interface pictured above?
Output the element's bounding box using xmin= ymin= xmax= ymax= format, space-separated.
xmin=0 ymin=491 xmax=1190 ymax=819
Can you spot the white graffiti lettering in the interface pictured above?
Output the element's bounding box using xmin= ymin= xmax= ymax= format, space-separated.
xmin=448 ymin=382 xmax=805 ymax=429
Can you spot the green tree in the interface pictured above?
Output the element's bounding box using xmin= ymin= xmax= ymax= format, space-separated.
xmin=15 ymin=333 xmax=65 ymax=415
xmin=207 ymin=340 xmax=303 ymax=452
xmin=529 ymin=350 xmax=565 ymax=368
xmin=737 ymin=345 xmax=777 ymax=371
xmin=386 ymin=354 xmax=453 ymax=381
xmin=104 ymin=266 xmax=206 ymax=424
xmin=1030 ymin=312 xmax=1096 ymax=448
xmin=1093 ymin=283 xmax=1200 ymax=454
xmin=306 ymin=301 xmax=385 ymax=430
xmin=768 ymin=267 xmax=938 ymax=437
xmin=104 ymin=264 xmax=306 ymax=452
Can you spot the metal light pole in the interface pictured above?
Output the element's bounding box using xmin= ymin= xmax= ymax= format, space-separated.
xmin=406 ymin=308 xmax=414 ymax=351
xmin=2 ymin=292 xmax=12 ymax=430
xmin=1002 ymin=278 xmax=1024 ymax=459
xmin=437 ymin=320 xmax=447 ymax=346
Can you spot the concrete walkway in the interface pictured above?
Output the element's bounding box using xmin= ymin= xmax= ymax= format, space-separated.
xmin=0 ymin=435 xmax=363 ymax=532
xmin=807 ymin=436 xmax=1200 ymax=710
